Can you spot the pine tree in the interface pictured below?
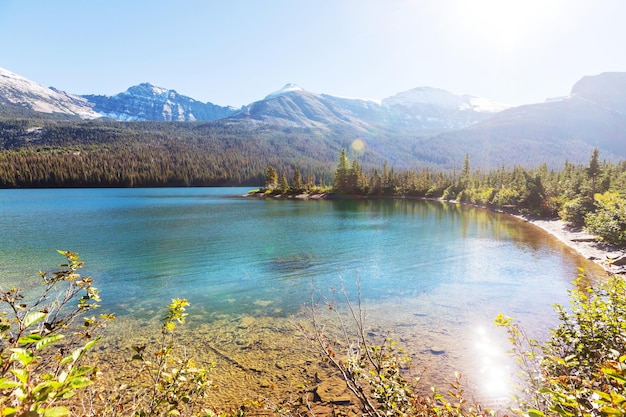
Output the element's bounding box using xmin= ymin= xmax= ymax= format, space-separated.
xmin=461 ymin=153 xmax=471 ymax=188
xmin=333 ymin=149 xmax=351 ymax=194
xmin=264 ymin=166 xmax=278 ymax=190
xmin=278 ymin=173 xmax=289 ymax=193
xmin=586 ymin=148 xmax=601 ymax=198
xmin=293 ymin=168 xmax=303 ymax=191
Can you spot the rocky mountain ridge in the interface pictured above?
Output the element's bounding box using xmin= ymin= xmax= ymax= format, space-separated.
xmin=0 ymin=67 xmax=100 ymax=119
xmin=0 ymin=66 xmax=508 ymax=130
xmin=234 ymin=83 xmax=508 ymax=130
xmin=83 ymin=83 xmax=238 ymax=122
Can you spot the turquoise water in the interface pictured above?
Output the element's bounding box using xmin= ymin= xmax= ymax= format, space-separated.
xmin=0 ymin=187 xmax=599 ymax=321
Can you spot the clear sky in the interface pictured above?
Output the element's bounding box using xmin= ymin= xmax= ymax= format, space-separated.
xmin=1 ymin=0 xmax=625 ymax=108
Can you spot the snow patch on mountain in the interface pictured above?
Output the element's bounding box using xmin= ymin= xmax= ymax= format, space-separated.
xmin=462 ymin=96 xmax=510 ymax=112
xmin=383 ymin=86 xmax=509 ymax=113
xmin=326 ymin=94 xmax=382 ymax=106
xmin=0 ymin=67 xmax=100 ymax=118
xmin=82 ymin=82 xmax=238 ymax=122
xmin=265 ymin=83 xmax=305 ymax=99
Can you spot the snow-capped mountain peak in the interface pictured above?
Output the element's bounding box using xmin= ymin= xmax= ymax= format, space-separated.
xmin=0 ymin=67 xmax=100 ymax=118
xmin=0 ymin=66 xmax=509 ymax=128
xmin=265 ymin=83 xmax=305 ymax=99
xmin=82 ymin=81 xmax=237 ymax=122
xmin=461 ymin=96 xmax=510 ymax=113
xmin=124 ymin=83 xmax=177 ymax=99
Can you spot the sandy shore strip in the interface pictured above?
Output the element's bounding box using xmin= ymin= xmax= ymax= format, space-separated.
xmin=519 ymin=216 xmax=626 ymax=275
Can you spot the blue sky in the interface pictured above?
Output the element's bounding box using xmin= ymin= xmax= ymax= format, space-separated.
xmin=1 ymin=0 xmax=625 ymax=107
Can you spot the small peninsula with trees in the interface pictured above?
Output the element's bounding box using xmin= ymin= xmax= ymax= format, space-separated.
xmin=253 ymin=148 xmax=626 ymax=250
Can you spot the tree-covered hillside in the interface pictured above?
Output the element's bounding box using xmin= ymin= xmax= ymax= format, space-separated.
xmin=0 ymin=118 xmax=374 ymax=187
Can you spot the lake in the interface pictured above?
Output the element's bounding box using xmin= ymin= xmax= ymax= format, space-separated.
xmin=0 ymin=187 xmax=604 ymax=409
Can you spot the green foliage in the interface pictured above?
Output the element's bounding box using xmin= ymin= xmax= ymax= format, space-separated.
xmin=584 ymin=192 xmax=626 ymax=246
xmin=0 ymin=120 xmax=338 ymax=188
xmin=0 ymin=251 xmax=110 ymax=417
xmin=495 ymin=271 xmax=626 ymax=416
xmin=322 ymin=149 xmax=626 ymax=244
xmin=333 ymin=149 xmax=352 ymax=194
xmin=302 ymin=268 xmax=626 ymax=417
xmin=0 ymin=253 xmax=241 ymax=417
xmin=292 ymin=168 xmax=303 ymax=191
xmin=120 ymin=298 xmax=213 ymax=417
xmin=264 ymin=166 xmax=278 ymax=190
xmin=560 ymin=197 xmax=595 ymax=227
xmin=587 ymin=148 xmax=602 ymax=197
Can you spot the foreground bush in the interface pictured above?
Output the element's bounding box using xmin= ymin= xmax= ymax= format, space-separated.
xmin=301 ymin=271 xmax=626 ymax=417
xmin=0 ymin=252 xmax=228 ymax=417
xmin=496 ymin=270 xmax=626 ymax=416
xmin=0 ymin=251 xmax=107 ymax=416
xmin=584 ymin=192 xmax=626 ymax=247
xmin=299 ymin=284 xmax=492 ymax=417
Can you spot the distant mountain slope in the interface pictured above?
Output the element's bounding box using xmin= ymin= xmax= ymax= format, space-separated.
xmin=230 ymin=84 xmax=380 ymax=129
xmin=83 ymin=83 xmax=238 ymax=121
xmin=230 ymin=83 xmax=507 ymax=130
xmin=379 ymin=86 xmax=508 ymax=129
xmin=0 ymin=67 xmax=99 ymax=119
xmin=428 ymin=72 xmax=626 ymax=168
xmin=571 ymin=71 xmax=626 ymax=114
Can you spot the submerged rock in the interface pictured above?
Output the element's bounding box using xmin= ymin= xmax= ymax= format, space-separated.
xmin=315 ymin=377 xmax=352 ymax=405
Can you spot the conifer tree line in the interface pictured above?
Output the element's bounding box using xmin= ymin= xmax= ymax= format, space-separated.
xmin=0 ymin=119 xmax=337 ymax=188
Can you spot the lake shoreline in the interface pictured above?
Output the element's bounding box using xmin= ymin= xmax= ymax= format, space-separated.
xmin=248 ymin=190 xmax=626 ymax=274
xmin=512 ymin=214 xmax=626 ymax=275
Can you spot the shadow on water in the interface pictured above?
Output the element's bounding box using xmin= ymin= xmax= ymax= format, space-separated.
xmin=264 ymin=251 xmax=317 ymax=273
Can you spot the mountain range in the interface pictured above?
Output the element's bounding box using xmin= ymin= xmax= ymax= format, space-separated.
xmin=0 ymin=67 xmax=506 ymax=130
xmin=1 ymin=66 xmax=626 ymax=170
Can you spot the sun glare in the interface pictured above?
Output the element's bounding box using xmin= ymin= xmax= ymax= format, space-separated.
xmin=453 ymin=0 xmax=562 ymax=50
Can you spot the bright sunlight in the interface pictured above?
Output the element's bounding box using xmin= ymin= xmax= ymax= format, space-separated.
xmin=451 ymin=0 xmax=564 ymax=50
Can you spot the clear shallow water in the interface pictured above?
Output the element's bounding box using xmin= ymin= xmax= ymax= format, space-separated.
xmin=0 ymin=188 xmax=604 ymax=404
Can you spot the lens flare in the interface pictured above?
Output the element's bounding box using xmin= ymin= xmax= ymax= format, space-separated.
xmin=351 ymin=138 xmax=365 ymax=152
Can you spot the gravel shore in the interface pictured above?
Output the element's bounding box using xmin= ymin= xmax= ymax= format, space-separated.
xmin=521 ymin=216 xmax=626 ymax=275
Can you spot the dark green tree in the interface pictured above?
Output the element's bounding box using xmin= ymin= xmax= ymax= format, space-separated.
xmin=278 ymin=173 xmax=290 ymax=193
xmin=264 ymin=166 xmax=278 ymax=190
xmin=587 ymin=148 xmax=601 ymax=197
xmin=333 ymin=149 xmax=351 ymax=194
xmin=293 ymin=168 xmax=303 ymax=191
xmin=460 ymin=152 xmax=471 ymax=188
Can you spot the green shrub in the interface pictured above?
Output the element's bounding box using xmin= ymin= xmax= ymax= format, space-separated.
xmin=584 ymin=192 xmax=626 ymax=246
xmin=0 ymin=251 xmax=109 ymax=417
xmin=559 ymin=196 xmax=595 ymax=227
xmin=0 ymin=252 xmax=230 ymax=417
xmin=472 ymin=187 xmax=497 ymax=206
xmin=496 ymin=271 xmax=626 ymax=416
xmin=492 ymin=187 xmax=522 ymax=208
